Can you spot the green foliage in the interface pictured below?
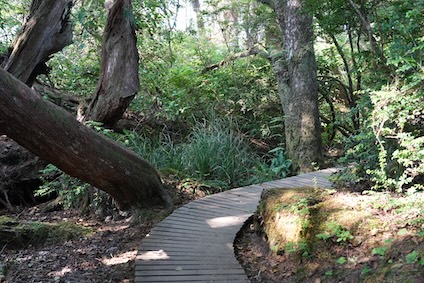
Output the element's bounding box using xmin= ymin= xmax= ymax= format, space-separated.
xmin=317 ymin=221 xmax=354 ymax=243
xmin=336 ymin=256 xmax=347 ymax=265
xmin=37 ymin=164 xmax=115 ymax=216
xmin=405 ymin=251 xmax=421 ymax=264
xmin=135 ymin=30 xmax=281 ymax=141
xmin=372 ymin=246 xmax=388 ymax=256
xmin=123 ymin=117 xmax=275 ymax=190
xmin=0 ymin=0 xmax=27 ymax=52
xmin=37 ymin=164 xmax=90 ymax=209
xmin=268 ymin=147 xmax=292 ymax=178
xmin=181 ymin=119 xmax=258 ymax=188
xmin=339 ymin=87 xmax=423 ymax=192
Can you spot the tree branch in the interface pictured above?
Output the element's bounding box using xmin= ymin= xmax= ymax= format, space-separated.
xmin=202 ymin=46 xmax=265 ymax=73
xmin=347 ymin=0 xmax=383 ymax=60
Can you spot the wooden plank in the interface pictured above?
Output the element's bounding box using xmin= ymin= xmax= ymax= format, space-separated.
xmin=136 ymin=269 xmax=246 ymax=276
xmin=145 ymin=231 xmax=234 ymax=242
xmin=137 ymin=249 xmax=235 ymax=256
xmin=136 ymin=260 xmax=240 ymax=266
xmin=150 ymin=225 xmax=237 ymax=236
xmin=154 ymin=220 xmax=236 ymax=233
xmin=135 ymin=263 xmax=242 ymax=271
xmin=135 ymin=169 xmax=337 ymax=283
xmin=184 ymin=204 xmax=253 ymax=215
xmin=134 ymin=274 xmax=249 ymax=282
xmin=135 ymin=277 xmax=250 ymax=283
xmin=136 ymin=257 xmax=241 ymax=265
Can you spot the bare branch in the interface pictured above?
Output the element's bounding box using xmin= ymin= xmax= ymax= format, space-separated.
xmin=202 ymin=46 xmax=267 ymax=73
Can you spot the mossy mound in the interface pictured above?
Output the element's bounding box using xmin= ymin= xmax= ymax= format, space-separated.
xmin=255 ymin=188 xmax=424 ymax=282
xmin=0 ymin=216 xmax=93 ymax=249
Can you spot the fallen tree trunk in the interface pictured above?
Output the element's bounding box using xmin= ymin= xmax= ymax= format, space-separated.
xmin=0 ymin=69 xmax=173 ymax=211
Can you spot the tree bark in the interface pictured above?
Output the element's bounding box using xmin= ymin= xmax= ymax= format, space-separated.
xmin=0 ymin=69 xmax=173 ymax=211
xmin=191 ymin=0 xmax=204 ymax=30
xmin=260 ymin=0 xmax=323 ymax=173
xmin=84 ymin=0 xmax=139 ymax=127
xmin=3 ymin=0 xmax=73 ymax=85
xmin=0 ymin=0 xmax=74 ymax=208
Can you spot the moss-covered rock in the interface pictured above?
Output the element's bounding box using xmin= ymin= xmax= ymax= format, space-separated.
xmin=0 ymin=216 xmax=93 ymax=249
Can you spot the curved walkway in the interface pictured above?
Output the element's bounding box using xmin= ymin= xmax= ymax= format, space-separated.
xmin=135 ymin=168 xmax=338 ymax=283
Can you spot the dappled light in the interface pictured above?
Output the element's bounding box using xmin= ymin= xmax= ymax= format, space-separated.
xmin=137 ymin=250 xmax=170 ymax=261
xmin=0 ymin=0 xmax=422 ymax=282
xmin=206 ymin=214 xmax=250 ymax=228
xmin=102 ymin=250 xmax=138 ymax=266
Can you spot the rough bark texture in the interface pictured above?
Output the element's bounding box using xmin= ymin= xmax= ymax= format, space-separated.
xmin=261 ymin=0 xmax=323 ymax=173
xmin=3 ymin=0 xmax=73 ymax=85
xmin=0 ymin=69 xmax=172 ymax=211
xmin=84 ymin=0 xmax=139 ymax=127
xmin=0 ymin=0 xmax=74 ymax=207
xmin=191 ymin=0 xmax=204 ymax=30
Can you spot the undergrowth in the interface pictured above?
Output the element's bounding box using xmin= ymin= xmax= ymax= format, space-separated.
xmin=36 ymin=117 xmax=291 ymax=212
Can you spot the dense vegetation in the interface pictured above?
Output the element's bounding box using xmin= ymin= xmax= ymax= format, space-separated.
xmin=0 ymin=0 xmax=423 ymax=282
xmin=0 ymin=0 xmax=422 ymax=211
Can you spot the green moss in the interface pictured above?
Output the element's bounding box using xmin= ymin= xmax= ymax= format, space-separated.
xmin=1 ymin=218 xmax=94 ymax=248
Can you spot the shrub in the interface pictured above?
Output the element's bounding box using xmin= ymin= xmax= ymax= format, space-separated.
xmin=339 ymin=88 xmax=423 ymax=193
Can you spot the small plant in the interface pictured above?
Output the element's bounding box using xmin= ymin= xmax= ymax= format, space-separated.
xmin=317 ymin=221 xmax=354 ymax=243
xmin=284 ymin=241 xmax=309 ymax=257
xmin=324 ymin=270 xmax=334 ymax=276
xmin=336 ymin=229 xmax=354 ymax=243
xmin=405 ymin=251 xmax=422 ymax=264
xmin=268 ymin=146 xmax=292 ymax=178
xmin=361 ymin=265 xmax=372 ymax=275
xmin=372 ymin=246 xmax=388 ymax=256
xmin=336 ymin=257 xmax=347 ymax=265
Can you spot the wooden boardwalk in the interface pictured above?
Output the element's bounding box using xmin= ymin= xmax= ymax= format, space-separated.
xmin=135 ymin=168 xmax=338 ymax=283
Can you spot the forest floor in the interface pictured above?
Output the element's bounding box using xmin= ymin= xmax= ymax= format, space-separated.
xmin=1 ymin=187 xmax=423 ymax=283
xmin=234 ymin=189 xmax=424 ymax=283
xmin=0 ymin=184 xmax=204 ymax=283
xmin=0 ymin=208 xmax=159 ymax=283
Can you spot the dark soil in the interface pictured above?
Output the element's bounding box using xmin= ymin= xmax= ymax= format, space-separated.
xmin=0 ymin=209 xmax=160 ymax=283
xmin=0 ymin=181 xmax=205 ymax=283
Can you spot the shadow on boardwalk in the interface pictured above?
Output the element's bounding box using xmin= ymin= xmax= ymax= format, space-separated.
xmin=135 ymin=168 xmax=339 ymax=283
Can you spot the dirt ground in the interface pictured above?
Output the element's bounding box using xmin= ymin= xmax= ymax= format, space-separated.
xmin=1 ymin=189 xmax=423 ymax=283
xmin=0 ymin=208 xmax=161 ymax=283
xmin=234 ymin=191 xmax=424 ymax=283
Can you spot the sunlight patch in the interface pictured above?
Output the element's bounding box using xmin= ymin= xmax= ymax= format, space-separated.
xmin=48 ymin=266 xmax=72 ymax=277
xmin=136 ymin=250 xmax=170 ymax=261
xmin=207 ymin=215 xmax=249 ymax=228
xmin=102 ymin=250 xmax=137 ymax=266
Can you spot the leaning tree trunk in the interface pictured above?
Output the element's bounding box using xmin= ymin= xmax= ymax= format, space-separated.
xmin=260 ymin=0 xmax=323 ymax=173
xmin=0 ymin=0 xmax=74 ymax=208
xmin=0 ymin=69 xmax=173 ymax=211
xmin=83 ymin=0 xmax=139 ymax=127
xmin=3 ymin=0 xmax=73 ymax=86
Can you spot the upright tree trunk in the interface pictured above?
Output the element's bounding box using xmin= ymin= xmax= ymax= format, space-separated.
xmin=84 ymin=0 xmax=139 ymax=127
xmin=0 ymin=69 xmax=173 ymax=211
xmin=191 ymin=0 xmax=205 ymax=30
xmin=260 ymin=0 xmax=323 ymax=173
xmin=3 ymin=0 xmax=73 ymax=85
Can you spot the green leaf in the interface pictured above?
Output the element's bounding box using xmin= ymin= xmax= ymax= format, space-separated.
xmin=372 ymin=247 xmax=388 ymax=256
xmin=405 ymin=251 xmax=419 ymax=264
xmin=336 ymin=257 xmax=347 ymax=264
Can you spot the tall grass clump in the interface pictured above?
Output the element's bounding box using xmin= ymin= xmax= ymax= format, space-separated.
xmin=181 ymin=119 xmax=260 ymax=189
xmin=121 ymin=117 xmax=273 ymax=190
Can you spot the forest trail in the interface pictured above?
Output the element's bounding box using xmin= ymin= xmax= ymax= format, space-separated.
xmin=135 ymin=168 xmax=338 ymax=282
